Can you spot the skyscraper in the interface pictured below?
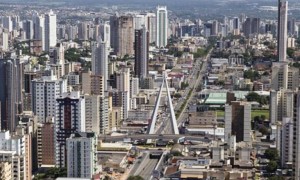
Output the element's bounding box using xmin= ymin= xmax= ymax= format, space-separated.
xmin=23 ymin=20 xmax=34 ymax=40
xmin=156 ymin=6 xmax=168 ymax=47
xmin=134 ymin=26 xmax=149 ymax=78
xmin=31 ymin=75 xmax=67 ymax=123
xmin=32 ymin=14 xmax=45 ymax=50
xmin=99 ymin=21 xmax=111 ymax=49
xmin=92 ymin=40 xmax=108 ymax=90
xmin=278 ymin=0 xmax=288 ymax=62
xmin=110 ymin=14 xmax=134 ymax=57
xmin=55 ymin=92 xmax=85 ymax=167
xmin=66 ymin=132 xmax=98 ymax=178
xmin=85 ymin=95 xmax=109 ymax=135
xmin=224 ymin=101 xmax=251 ymax=143
xmin=0 ymin=59 xmax=23 ymax=132
xmin=44 ymin=10 xmax=57 ymax=51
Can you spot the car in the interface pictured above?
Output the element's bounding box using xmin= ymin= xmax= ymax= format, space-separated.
xmin=157 ymin=148 xmax=163 ymax=150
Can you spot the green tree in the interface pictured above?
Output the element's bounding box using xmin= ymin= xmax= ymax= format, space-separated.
xmin=244 ymin=70 xmax=260 ymax=81
xmin=287 ymin=47 xmax=295 ymax=58
xmin=266 ymin=161 xmax=278 ymax=173
xmin=127 ymin=175 xmax=144 ymax=180
xmin=268 ymin=176 xmax=284 ymax=180
xmin=174 ymin=93 xmax=182 ymax=98
xmin=246 ymin=92 xmax=260 ymax=102
xmin=259 ymin=126 xmax=269 ymax=135
xmin=65 ymin=48 xmax=81 ymax=62
xmin=264 ymin=148 xmax=279 ymax=161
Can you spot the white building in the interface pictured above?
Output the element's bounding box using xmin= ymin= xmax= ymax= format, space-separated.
xmin=55 ymin=92 xmax=85 ymax=167
xmin=116 ymin=68 xmax=131 ymax=119
xmin=31 ymin=74 xmax=67 ymax=123
xmin=1 ymin=31 xmax=9 ymax=51
xmin=66 ymin=132 xmax=98 ymax=179
xmin=92 ymin=39 xmax=108 ymax=90
xmin=130 ymin=77 xmax=139 ymax=98
xmin=99 ymin=22 xmax=111 ymax=49
xmin=280 ymin=117 xmax=293 ymax=168
xmin=146 ymin=13 xmax=156 ymax=44
xmin=2 ymin=16 xmax=13 ymax=32
xmin=44 ymin=10 xmax=57 ymax=51
xmin=269 ymin=89 xmax=294 ymax=124
xmin=156 ymin=6 xmax=168 ymax=47
xmin=85 ymin=95 xmax=109 ymax=135
xmin=0 ymin=131 xmax=28 ymax=180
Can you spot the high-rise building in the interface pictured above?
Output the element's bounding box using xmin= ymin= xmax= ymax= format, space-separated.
xmin=78 ymin=22 xmax=89 ymax=41
xmin=278 ymin=0 xmax=288 ymax=62
xmin=99 ymin=21 xmax=111 ymax=49
xmin=55 ymin=92 xmax=85 ymax=167
xmin=280 ymin=117 xmax=293 ymax=168
xmin=0 ymin=30 xmax=9 ymax=51
xmin=156 ymin=6 xmax=168 ymax=47
xmin=23 ymin=20 xmax=34 ymax=40
xmin=32 ymin=14 xmax=45 ymax=50
xmin=85 ymin=95 xmax=109 ymax=135
xmin=243 ymin=18 xmax=260 ymax=38
xmin=92 ymin=40 xmax=108 ymax=90
xmin=37 ymin=117 xmax=55 ymax=167
xmin=0 ymin=131 xmax=29 ymax=180
xmin=271 ymin=62 xmax=299 ymax=90
xmin=44 ymin=10 xmax=57 ymax=51
xmin=31 ymin=75 xmax=67 ymax=123
xmin=2 ymin=16 xmax=13 ymax=32
xmin=146 ymin=13 xmax=156 ymax=43
xmin=66 ymin=132 xmax=98 ymax=178
xmin=130 ymin=77 xmax=139 ymax=98
xmin=269 ymin=89 xmax=294 ymax=124
xmin=110 ymin=14 xmax=135 ymax=57
xmin=293 ymin=91 xmax=300 ymax=178
xmin=212 ymin=20 xmax=219 ymax=36
xmin=134 ymin=26 xmax=149 ymax=78
xmin=0 ymin=59 xmax=23 ymax=132
xmin=224 ymin=101 xmax=251 ymax=143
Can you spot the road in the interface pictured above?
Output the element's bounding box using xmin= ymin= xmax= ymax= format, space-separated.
xmin=158 ymin=51 xmax=211 ymax=134
xmin=98 ymin=134 xmax=211 ymax=142
xmin=137 ymin=159 xmax=159 ymax=180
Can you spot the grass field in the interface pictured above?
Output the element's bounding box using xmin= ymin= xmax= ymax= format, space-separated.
xmin=216 ymin=109 xmax=269 ymax=120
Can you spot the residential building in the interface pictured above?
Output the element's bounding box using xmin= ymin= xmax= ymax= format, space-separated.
xmin=55 ymin=92 xmax=85 ymax=167
xmin=31 ymin=74 xmax=67 ymax=123
xmin=66 ymin=132 xmax=98 ymax=179
xmin=271 ymin=62 xmax=299 ymax=90
xmin=92 ymin=39 xmax=108 ymax=90
xmin=85 ymin=95 xmax=109 ymax=135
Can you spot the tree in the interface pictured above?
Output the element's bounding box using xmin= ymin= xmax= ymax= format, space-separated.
xmin=174 ymin=93 xmax=182 ymax=98
xmin=266 ymin=161 xmax=278 ymax=173
xmin=287 ymin=48 xmax=295 ymax=58
xmin=264 ymin=148 xmax=279 ymax=161
xmin=259 ymin=126 xmax=269 ymax=135
xmin=246 ymin=92 xmax=260 ymax=102
xmin=127 ymin=176 xmax=144 ymax=180
xmin=268 ymin=176 xmax=284 ymax=180
xmin=244 ymin=70 xmax=260 ymax=81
